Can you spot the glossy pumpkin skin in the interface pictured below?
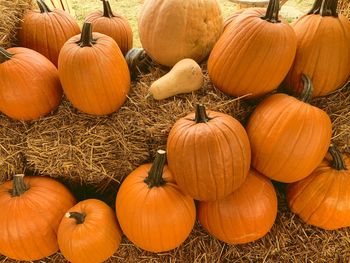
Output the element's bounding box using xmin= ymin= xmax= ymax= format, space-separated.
xmin=58 ymin=23 xmax=130 ymax=115
xmin=167 ymin=105 xmax=251 ymax=201
xmin=246 ymin=78 xmax=332 ymax=183
xmin=116 ymin=151 xmax=196 ymax=253
xmin=285 ymin=0 xmax=350 ymax=97
xmin=138 ymin=0 xmax=223 ymax=67
xmin=0 ymin=175 xmax=76 ymax=261
xmin=287 ymin=148 xmax=350 ymax=230
xmin=85 ymin=0 xmax=133 ymax=55
xmin=18 ymin=0 xmax=80 ymax=66
xmin=58 ymin=199 xmax=122 ymax=263
xmin=0 ymin=47 xmax=62 ymax=120
xmin=208 ymin=0 xmax=297 ymax=98
xmin=198 ymin=169 xmax=277 ymax=244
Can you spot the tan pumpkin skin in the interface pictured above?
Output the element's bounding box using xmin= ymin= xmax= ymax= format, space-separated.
xmin=198 ymin=169 xmax=277 ymax=244
xmin=18 ymin=2 xmax=80 ymax=66
xmin=285 ymin=14 xmax=350 ymax=97
xmin=208 ymin=8 xmax=297 ymax=98
xmin=287 ymin=152 xmax=350 ymax=230
xmin=0 ymin=175 xmax=76 ymax=261
xmin=85 ymin=0 xmax=133 ymax=55
xmin=167 ymin=107 xmax=251 ymax=201
xmin=0 ymin=47 xmax=62 ymax=121
xmin=138 ymin=0 xmax=223 ymax=67
xmin=58 ymin=199 xmax=122 ymax=263
xmin=116 ymin=161 xmax=196 ymax=253
xmin=58 ymin=27 xmax=130 ymax=115
xmin=246 ymin=93 xmax=332 ymax=183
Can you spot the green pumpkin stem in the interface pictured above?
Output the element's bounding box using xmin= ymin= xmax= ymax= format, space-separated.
xmin=102 ymin=0 xmax=114 ymax=18
xmin=308 ymin=0 xmax=338 ymax=17
xmin=0 ymin=47 xmax=13 ymax=63
xmin=300 ymin=74 xmax=313 ymax=103
xmin=66 ymin=212 xmax=86 ymax=224
xmin=77 ymin=23 xmax=96 ymax=47
xmin=329 ymin=145 xmax=347 ymax=170
xmin=262 ymin=0 xmax=280 ymax=23
xmin=12 ymin=174 xmax=29 ymax=197
xmin=37 ymin=0 xmax=52 ymax=13
xmin=144 ymin=150 xmax=166 ymax=188
xmin=195 ymin=104 xmax=210 ymax=123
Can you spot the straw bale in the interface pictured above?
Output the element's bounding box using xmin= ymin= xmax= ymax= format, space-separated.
xmin=24 ymin=65 xmax=252 ymax=192
xmin=339 ymin=0 xmax=350 ymax=18
xmin=0 ymin=0 xmax=33 ymax=48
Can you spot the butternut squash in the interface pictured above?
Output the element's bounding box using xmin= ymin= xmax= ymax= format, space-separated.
xmin=149 ymin=59 xmax=203 ymax=100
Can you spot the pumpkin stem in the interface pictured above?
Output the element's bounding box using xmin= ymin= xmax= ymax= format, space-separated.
xmin=37 ymin=0 xmax=52 ymax=13
xmin=308 ymin=0 xmax=338 ymax=17
xmin=66 ymin=212 xmax=86 ymax=224
xmin=11 ymin=174 xmax=29 ymax=197
xmin=329 ymin=145 xmax=347 ymax=170
xmin=299 ymin=74 xmax=313 ymax=103
xmin=195 ymin=104 xmax=210 ymax=123
xmin=0 ymin=47 xmax=13 ymax=63
xmin=144 ymin=150 xmax=166 ymax=188
xmin=102 ymin=0 xmax=114 ymax=18
xmin=262 ymin=0 xmax=281 ymax=23
xmin=77 ymin=23 xmax=96 ymax=47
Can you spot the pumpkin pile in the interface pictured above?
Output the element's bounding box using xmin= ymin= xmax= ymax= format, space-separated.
xmin=0 ymin=0 xmax=350 ymax=261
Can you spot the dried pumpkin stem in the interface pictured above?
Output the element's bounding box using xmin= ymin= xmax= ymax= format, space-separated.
xmin=308 ymin=0 xmax=338 ymax=17
xmin=300 ymin=74 xmax=313 ymax=103
xmin=12 ymin=174 xmax=29 ymax=197
xmin=102 ymin=0 xmax=114 ymax=18
xmin=195 ymin=104 xmax=210 ymax=123
xmin=262 ymin=0 xmax=280 ymax=23
xmin=144 ymin=150 xmax=166 ymax=188
xmin=37 ymin=0 xmax=52 ymax=13
xmin=0 ymin=47 xmax=13 ymax=63
xmin=329 ymin=145 xmax=347 ymax=170
xmin=77 ymin=23 xmax=96 ymax=47
xmin=66 ymin=212 xmax=86 ymax=224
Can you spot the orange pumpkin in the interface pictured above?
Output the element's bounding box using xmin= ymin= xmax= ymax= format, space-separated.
xmin=116 ymin=150 xmax=196 ymax=253
xmin=287 ymin=146 xmax=350 ymax=230
xmin=198 ymin=169 xmax=277 ymax=244
xmin=85 ymin=0 xmax=133 ymax=55
xmin=58 ymin=199 xmax=122 ymax=263
xmin=208 ymin=0 xmax=297 ymax=98
xmin=167 ymin=104 xmax=251 ymax=201
xmin=0 ymin=47 xmax=62 ymax=120
xmin=58 ymin=22 xmax=130 ymax=115
xmin=138 ymin=0 xmax=223 ymax=67
xmin=285 ymin=0 xmax=350 ymax=97
xmin=246 ymin=75 xmax=332 ymax=183
xmin=0 ymin=174 xmax=76 ymax=261
xmin=18 ymin=0 xmax=80 ymax=66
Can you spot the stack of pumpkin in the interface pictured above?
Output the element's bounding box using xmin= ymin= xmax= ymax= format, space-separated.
xmin=0 ymin=0 xmax=350 ymax=261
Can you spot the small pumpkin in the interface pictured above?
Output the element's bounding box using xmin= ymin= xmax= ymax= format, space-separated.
xmin=138 ymin=0 xmax=223 ymax=67
xmin=287 ymin=145 xmax=350 ymax=230
xmin=149 ymin=58 xmax=204 ymax=100
xmin=198 ymin=169 xmax=277 ymax=244
xmin=18 ymin=0 xmax=80 ymax=66
xmin=285 ymin=0 xmax=350 ymax=97
xmin=0 ymin=47 xmax=62 ymax=120
xmin=246 ymin=75 xmax=332 ymax=183
xmin=85 ymin=0 xmax=133 ymax=55
xmin=167 ymin=104 xmax=251 ymax=201
xmin=116 ymin=150 xmax=196 ymax=253
xmin=0 ymin=174 xmax=76 ymax=261
xmin=58 ymin=199 xmax=122 ymax=263
xmin=208 ymin=0 xmax=297 ymax=98
xmin=58 ymin=22 xmax=130 ymax=115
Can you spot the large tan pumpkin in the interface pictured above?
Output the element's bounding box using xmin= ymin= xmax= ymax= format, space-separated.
xmin=138 ymin=0 xmax=223 ymax=67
